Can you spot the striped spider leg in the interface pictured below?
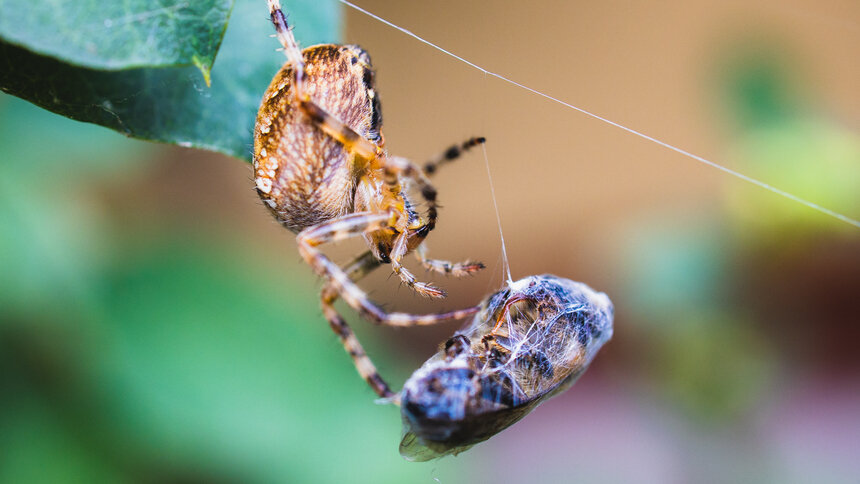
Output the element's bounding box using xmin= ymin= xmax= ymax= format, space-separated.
xmin=299 ymin=212 xmax=481 ymax=400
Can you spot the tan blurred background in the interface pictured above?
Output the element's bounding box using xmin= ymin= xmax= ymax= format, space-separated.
xmin=1 ymin=0 xmax=858 ymax=482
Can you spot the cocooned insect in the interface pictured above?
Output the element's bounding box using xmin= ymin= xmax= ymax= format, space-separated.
xmin=399 ymin=274 xmax=614 ymax=460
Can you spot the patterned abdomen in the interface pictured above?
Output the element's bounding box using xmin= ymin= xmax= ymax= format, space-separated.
xmin=253 ymin=44 xmax=381 ymax=233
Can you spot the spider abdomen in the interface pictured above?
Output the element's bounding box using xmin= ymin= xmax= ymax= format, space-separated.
xmin=253 ymin=44 xmax=381 ymax=233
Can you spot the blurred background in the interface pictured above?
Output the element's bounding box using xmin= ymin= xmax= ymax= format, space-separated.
xmin=1 ymin=0 xmax=858 ymax=482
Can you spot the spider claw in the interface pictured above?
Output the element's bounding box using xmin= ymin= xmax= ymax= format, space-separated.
xmin=456 ymin=260 xmax=485 ymax=276
xmin=418 ymin=256 xmax=487 ymax=278
xmin=414 ymin=281 xmax=446 ymax=298
xmin=375 ymin=393 xmax=401 ymax=406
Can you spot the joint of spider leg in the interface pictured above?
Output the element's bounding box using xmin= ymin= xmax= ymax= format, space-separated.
xmin=385 ymin=208 xmax=401 ymax=228
xmin=412 ymin=221 xmax=435 ymax=240
xmin=376 ymin=243 xmax=392 ymax=263
xmin=298 ymin=99 xmax=327 ymax=126
xmin=327 ymin=313 xmax=352 ymax=341
xmin=443 ymin=145 xmax=461 ymax=160
xmin=357 ymin=305 xmax=384 ymax=325
xmin=421 ymin=217 xmax=437 ymax=235
xmin=383 ymin=170 xmax=398 ymax=186
xmin=420 ymin=185 xmax=437 ymax=202
xmin=347 ymin=345 xmax=366 ymax=358
xmin=270 ymin=13 xmax=288 ymax=33
xmin=366 ymin=373 xmax=394 ymax=399
xmin=321 ymin=287 xmax=337 ymax=305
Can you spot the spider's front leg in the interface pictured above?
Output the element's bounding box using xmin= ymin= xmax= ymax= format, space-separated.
xmin=422 ymin=136 xmax=486 ymax=176
xmin=387 ymin=229 xmax=447 ymax=298
xmin=268 ymin=0 xmax=307 ymax=94
xmin=380 ymin=156 xmax=452 ymax=297
xmin=415 ymin=244 xmax=485 ymax=277
xmin=414 ymin=138 xmax=488 ymax=277
xmin=297 ymin=212 xmax=478 ymax=326
xmin=383 ymin=156 xmax=486 ymax=288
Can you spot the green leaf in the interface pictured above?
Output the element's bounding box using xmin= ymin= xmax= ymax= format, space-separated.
xmin=0 ymin=0 xmax=233 ymax=74
xmin=0 ymin=0 xmax=341 ymax=161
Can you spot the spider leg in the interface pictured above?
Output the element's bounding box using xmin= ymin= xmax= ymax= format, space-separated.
xmin=340 ymin=249 xmax=382 ymax=282
xmin=401 ymin=138 xmax=489 ymax=277
xmin=365 ymin=155 xmax=467 ymax=297
xmin=317 ymin=252 xmax=411 ymax=400
xmin=387 ymin=230 xmax=446 ymax=297
xmin=415 ymin=243 xmax=485 ymax=277
xmin=299 ymin=98 xmax=380 ymax=162
xmin=384 ymin=156 xmax=440 ymax=233
xmin=384 ymin=156 xmax=487 ymax=282
xmin=269 ymin=0 xmax=379 ymax=162
xmin=319 ymin=251 xmax=391 ymax=398
xmin=268 ymin=0 xmax=307 ymax=94
xmin=301 ymin=228 xmax=478 ymax=401
xmin=423 ymin=136 xmax=486 ymax=176
xmin=297 ymin=212 xmax=480 ymax=327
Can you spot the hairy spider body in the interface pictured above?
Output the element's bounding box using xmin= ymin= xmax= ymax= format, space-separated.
xmin=255 ymin=44 xmax=381 ymax=233
xmin=399 ymin=275 xmax=614 ymax=460
xmin=255 ymin=1 xmax=485 ymax=399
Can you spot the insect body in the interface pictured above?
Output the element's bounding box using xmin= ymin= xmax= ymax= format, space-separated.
xmin=254 ymin=1 xmax=485 ymax=398
xmin=399 ymin=274 xmax=614 ymax=460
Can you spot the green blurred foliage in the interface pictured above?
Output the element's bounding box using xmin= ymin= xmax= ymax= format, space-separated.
xmin=621 ymin=218 xmax=731 ymax=324
xmin=718 ymin=48 xmax=860 ymax=242
xmin=0 ymin=94 xmax=148 ymax=319
xmin=649 ymin=311 xmax=775 ymax=422
xmin=726 ymin=118 xmax=860 ymax=241
xmin=620 ymin=216 xmax=776 ymax=422
xmin=615 ymin=40 xmax=858 ymax=426
xmin=722 ymin=52 xmax=798 ymax=128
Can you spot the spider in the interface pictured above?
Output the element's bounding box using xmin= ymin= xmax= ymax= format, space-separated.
xmin=254 ymin=0 xmax=486 ymax=399
xmin=399 ymin=274 xmax=615 ymax=460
